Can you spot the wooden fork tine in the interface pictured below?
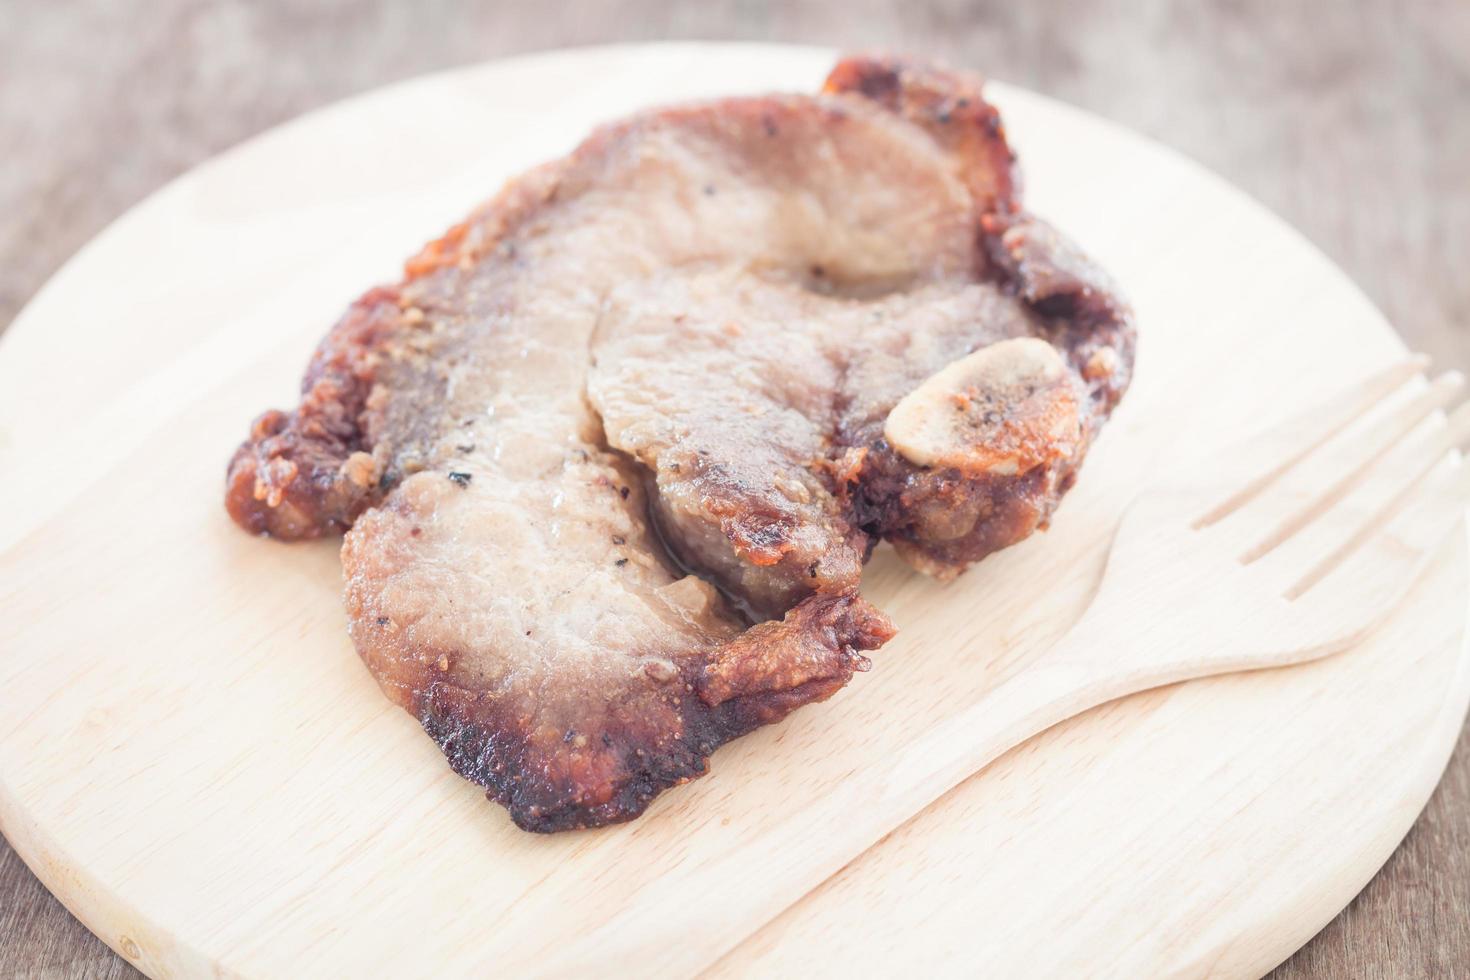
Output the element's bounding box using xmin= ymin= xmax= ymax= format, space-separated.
xmin=1196 ymin=355 xmax=1429 ymax=528
xmin=1237 ymin=370 xmax=1465 ymax=562
xmin=1287 ymin=449 xmax=1469 ymax=603
xmin=1259 ymin=398 xmax=1470 ymax=595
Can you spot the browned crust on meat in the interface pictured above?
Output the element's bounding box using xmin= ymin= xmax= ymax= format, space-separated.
xmin=225 ymin=162 xmax=566 ymax=540
xmin=224 ymin=287 xmax=397 ymax=539
xmin=827 ymin=58 xmax=1136 ymax=579
xmin=823 ymin=54 xmax=1021 ymax=217
xmin=841 ymin=217 xmax=1135 ymax=577
xmin=698 ymin=591 xmax=891 ymax=707
xmin=354 ymin=578 xmax=892 ymax=832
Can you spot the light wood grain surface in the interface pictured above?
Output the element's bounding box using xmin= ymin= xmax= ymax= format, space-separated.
xmin=1 ymin=3 xmax=1466 ymax=978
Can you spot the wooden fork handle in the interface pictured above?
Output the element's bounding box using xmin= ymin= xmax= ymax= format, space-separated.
xmin=559 ymin=613 xmax=1185 ymax=975
xmin=877 ymin=641 xmax=1163 ymax=808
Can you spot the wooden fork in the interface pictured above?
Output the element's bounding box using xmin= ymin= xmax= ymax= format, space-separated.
xmin=577 ymin=356 xmax=1470 ymax=976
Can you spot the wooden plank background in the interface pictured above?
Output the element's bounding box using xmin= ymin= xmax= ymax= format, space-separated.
xmin=1 ymin=1 xmax=1465 ymax=976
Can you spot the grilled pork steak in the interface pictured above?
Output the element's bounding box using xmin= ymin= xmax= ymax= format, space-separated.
xmin=225 ymin=56 xmax=1135 ymax=831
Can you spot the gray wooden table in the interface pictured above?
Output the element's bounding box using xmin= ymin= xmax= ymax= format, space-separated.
xmin=2 ymin=1 xmax=1466 ymax=976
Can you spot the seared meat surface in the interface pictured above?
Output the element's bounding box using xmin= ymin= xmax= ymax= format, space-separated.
xmin=225 ymin=56 xmax=1134 ymax=831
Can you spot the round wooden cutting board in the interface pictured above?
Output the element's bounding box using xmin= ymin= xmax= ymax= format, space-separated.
xmin=1 ymin=43 xmax=1466 ymax=979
